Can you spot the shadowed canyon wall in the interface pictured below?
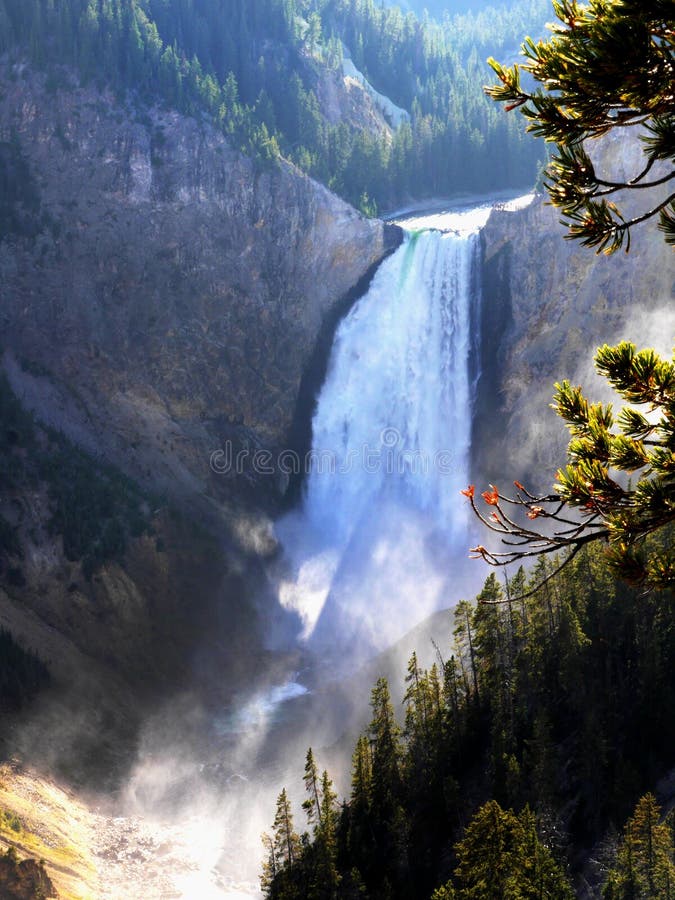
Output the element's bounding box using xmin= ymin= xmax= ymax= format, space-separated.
xmin=0 ymin=62 xmax=399 ymax=522
xmin=0 ymin=61 xmax=399 ymax=765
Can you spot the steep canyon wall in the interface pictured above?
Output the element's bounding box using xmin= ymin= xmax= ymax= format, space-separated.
xmin=476 ymin=131 xmax=674 ymax=490
xmin=0 ymin=63 xmax=399 ymax=520
xmin=0 ymin=62 xmax=399 ymax=751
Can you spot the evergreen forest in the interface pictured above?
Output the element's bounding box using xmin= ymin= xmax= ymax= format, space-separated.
xmin=0 ymin=0 xmax=548 ymax=211
xmin=262 ymin=546 xmax=675 ymax=898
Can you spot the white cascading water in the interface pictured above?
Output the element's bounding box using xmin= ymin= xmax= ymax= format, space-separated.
xmin=275 ymin=203 xmax=509 ymax=665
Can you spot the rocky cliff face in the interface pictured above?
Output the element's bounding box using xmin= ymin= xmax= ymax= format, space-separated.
xmin=475 ymin=131 xmax=675 ymax=489
xmin=0 ymin=61 xmax=401 ymax=780
xmin=0 ymin=62 xmax=399 ymax=524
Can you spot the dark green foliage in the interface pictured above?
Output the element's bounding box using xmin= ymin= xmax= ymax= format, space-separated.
xmin=311 ymin=0 xmax=548 ymax=207
xmin=39 ymin=440 xmax=149 ymax=579
xmin=553 ymin=344 xmax=675 ymax=588
xmin=303 ymin=748 xmax=322 ymax=831
xmin=261 ymin=788 xmax=303 ymax=899
xmin=264 ymin=545 xmax=675 ymax=898
xmin=0 ymin=372 xmax=150 ymax=580
xmin=1 ymin=809 xmax=23 ymax=834
xmin=261 ymin=760 xmax=342 ymax=898
xmin=603 ymin=794 xmax=675 ymax=899
xmin=452 ymin=801 xmax=574 ymax=898
xmin=0 ymin=628 xmax=50 ymax=712
xmin=467 ymin=342 xmax=675 ymax=591
xmin=0 ymin=138 xmax=41 ymax=241
xmin=1 ymin=0 xmax=547 ymax=211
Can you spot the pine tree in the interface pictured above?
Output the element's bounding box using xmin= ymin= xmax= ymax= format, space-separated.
xmin=369 ymin=677 xmax=403 ymax=815
xmin=350 ymin=735 xmax=372 ymax=813
xmin=431 ymin=884 xmax=456 ymax=900
xmin=465 ymin=343 xmax=675 ymax=591
xmin=604 ymin=794 xmax=675 ymax=899
xmin=272 ymin=788 xmax=301 ymax=871
xmin=487 ymin=0 xmax=675 ymax=252
xmin=306 ymin=11 xmax=323 ymax=50
xmin=403 ymin=651 xmax=429 ymax=748
xmin=264 ymin=540 xmax=674 ymax=897
xmin=261 ymin=831 xmax=279 ymax=896
xmin=453 ymin=601 xmax=479 ymax=704
xmin=309 ymin=770 xmax=340 ymax=899
xmin=346 ymin=734 xmax=373 ymax=883
xmin=452 ymin=800 xmax=574 ymax=899
xmin=368 ymin=677 xmax=408 ymax=891
xmin=262 ymin=788 xmax=303 ymax=899
xmin=303 ymin=747 xmax=322 ymax=832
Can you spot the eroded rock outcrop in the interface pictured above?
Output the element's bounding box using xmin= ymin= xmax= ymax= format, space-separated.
xmin=0 ymin=62 xmax=399 ymax=519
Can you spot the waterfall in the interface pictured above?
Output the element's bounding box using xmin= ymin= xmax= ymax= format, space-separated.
xmin=275 ymin=204 xmax=494 ymax=664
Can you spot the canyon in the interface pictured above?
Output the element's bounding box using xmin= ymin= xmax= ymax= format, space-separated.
xmin=0 ymin=54 xmax=673 ymax=900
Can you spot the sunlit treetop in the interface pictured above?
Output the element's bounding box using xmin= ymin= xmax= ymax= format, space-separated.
xmin=486 ymin=0 xmax=675 ymax=253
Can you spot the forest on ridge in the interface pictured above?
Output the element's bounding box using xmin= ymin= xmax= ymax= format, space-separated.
xmin=0 ymin=0 xmax=548 ymax=211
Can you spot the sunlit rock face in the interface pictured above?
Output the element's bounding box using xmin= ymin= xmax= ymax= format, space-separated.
xmin=0 ymin=62 xmax=398 ymax=518
xmin=476 ymin=130 xmax=675 ymax=490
